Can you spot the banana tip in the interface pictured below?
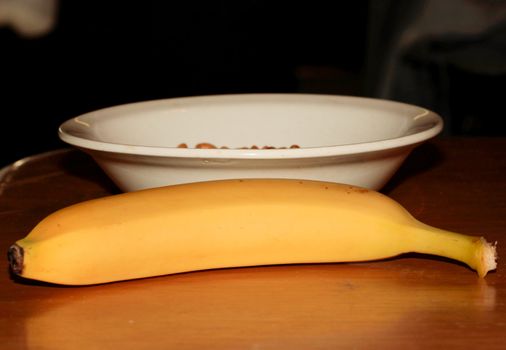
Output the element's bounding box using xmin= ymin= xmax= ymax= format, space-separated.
xmin=8 ymin=244 xmax=24 ymax=275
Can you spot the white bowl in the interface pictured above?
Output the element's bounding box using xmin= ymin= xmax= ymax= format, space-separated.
xmin=58 ymin=94 xmax=443 ymax=192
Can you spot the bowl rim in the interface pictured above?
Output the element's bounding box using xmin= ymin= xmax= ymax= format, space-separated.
xmin=58 ymin=93 xmax=443 ymax=159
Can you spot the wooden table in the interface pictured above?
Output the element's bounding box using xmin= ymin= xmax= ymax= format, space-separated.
xmin=1 ymin=138 xmax=505 ymax=349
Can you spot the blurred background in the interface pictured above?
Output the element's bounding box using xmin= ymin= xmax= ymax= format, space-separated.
xmin=1 ymin=0 xmax=505 ymax=166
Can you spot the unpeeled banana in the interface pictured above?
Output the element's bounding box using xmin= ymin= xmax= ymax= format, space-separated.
xmin=8 ymin=179 xmax=497 ymax=285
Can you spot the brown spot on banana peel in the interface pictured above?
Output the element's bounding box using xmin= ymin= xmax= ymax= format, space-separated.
xmin=8 ymin=244 xmax=24 ymax=275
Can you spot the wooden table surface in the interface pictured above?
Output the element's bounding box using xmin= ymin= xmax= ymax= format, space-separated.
xmin=1 ymin=138 xmax=505 ymax=349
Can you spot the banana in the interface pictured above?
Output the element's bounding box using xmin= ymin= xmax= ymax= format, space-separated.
xmin=8 ymin=179 xmax=497 ymax=285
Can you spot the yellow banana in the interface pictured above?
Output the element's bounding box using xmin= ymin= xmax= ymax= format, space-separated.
xmin=8 ymin=179 xmax=497 ymax=285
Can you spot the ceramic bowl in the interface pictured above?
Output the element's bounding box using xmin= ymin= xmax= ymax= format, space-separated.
xmin=58 ymin=94 xmax=443 ymax=192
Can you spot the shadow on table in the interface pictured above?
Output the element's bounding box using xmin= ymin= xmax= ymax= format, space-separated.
xmin=56 ymin=149 xmax=121 ymax=196
xmin=382 ymin=141 xmax=445 ymax=194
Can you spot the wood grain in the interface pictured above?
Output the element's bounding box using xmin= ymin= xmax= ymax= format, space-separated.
xmin=1 ymin=138 xmax=505 ymax=349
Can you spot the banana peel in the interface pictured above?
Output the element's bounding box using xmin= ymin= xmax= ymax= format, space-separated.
xmin=8 ymin=179 xmax=497 ymax=285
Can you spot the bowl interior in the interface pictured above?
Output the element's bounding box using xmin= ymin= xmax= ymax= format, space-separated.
xmin=62 ymin=94 xmax=440 ymax=151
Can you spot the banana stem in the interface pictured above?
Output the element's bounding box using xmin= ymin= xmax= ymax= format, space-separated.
xmin=405 ymin=223 xmax=497 ymax=277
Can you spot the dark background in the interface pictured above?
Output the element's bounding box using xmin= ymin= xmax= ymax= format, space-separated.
xmin=1 ymin=0 xmax=505 ymax=166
